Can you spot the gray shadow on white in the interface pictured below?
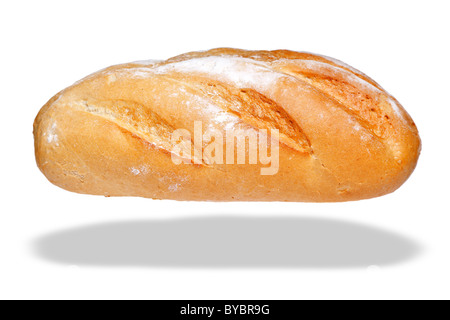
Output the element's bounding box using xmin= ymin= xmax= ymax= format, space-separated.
xmin=33 ymin=216 xmax=422 ymax=269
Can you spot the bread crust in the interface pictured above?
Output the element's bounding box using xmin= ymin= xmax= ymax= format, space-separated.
xmin=34 ymin=48 xmax=421 ymax=202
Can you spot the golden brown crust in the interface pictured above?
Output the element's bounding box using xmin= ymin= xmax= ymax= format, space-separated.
xmin=34 ymin=48 xmax=421 ymax=202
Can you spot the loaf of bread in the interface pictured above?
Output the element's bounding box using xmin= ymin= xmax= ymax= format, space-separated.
xmin=34 ymin=48 xmax=421 ymax=202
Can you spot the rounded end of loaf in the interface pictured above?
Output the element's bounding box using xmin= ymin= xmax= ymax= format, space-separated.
xmin=379 ymin=101 xmax=422 ymax=198
xmin=34 ymin=92 xmax=77 ymax=195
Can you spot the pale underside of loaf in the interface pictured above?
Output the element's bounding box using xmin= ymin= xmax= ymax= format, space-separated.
xmin=34 ymin=48 xmax=421 ymax=202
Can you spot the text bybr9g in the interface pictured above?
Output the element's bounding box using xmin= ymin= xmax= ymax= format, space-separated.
xmin=225 ymin=305 xmax=270 ymax=315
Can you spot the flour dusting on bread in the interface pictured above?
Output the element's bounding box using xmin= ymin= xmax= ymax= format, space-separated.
xmin=153 ymin=57 xmax=285 ymax=92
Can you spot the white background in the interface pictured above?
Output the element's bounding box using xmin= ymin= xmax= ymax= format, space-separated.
xmin=1 ymin=0 xmax=449 ymax=300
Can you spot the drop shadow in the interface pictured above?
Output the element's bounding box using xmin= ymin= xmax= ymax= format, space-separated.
xmin=32 ymin=216 xmax=422 ymax=269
